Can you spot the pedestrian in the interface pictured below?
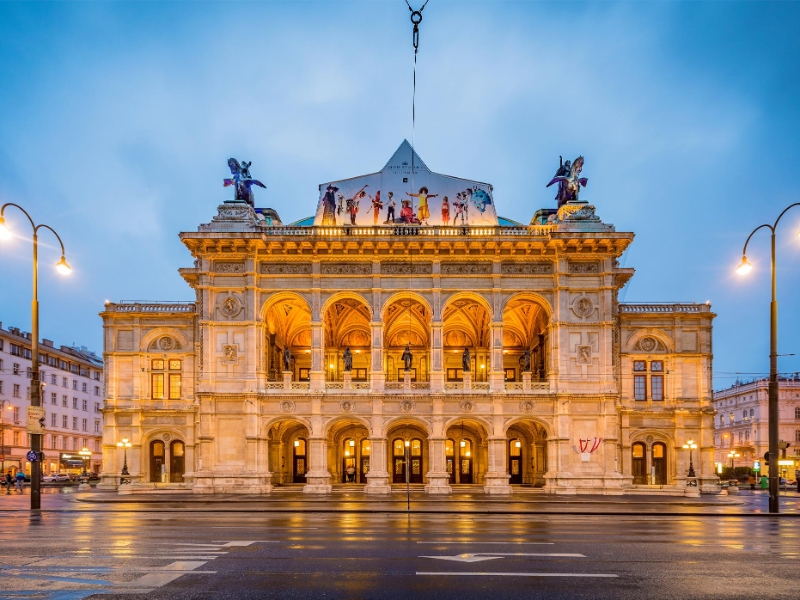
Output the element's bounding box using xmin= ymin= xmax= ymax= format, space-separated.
xmin=749 ymin=474 xmax=756 ymax=491
xmin=346 ymin=465 xmax=355 ymax=483
xmin=4 ymin=472 xmax=11 ymax=491
xmin=15 ymin=470 xmax=25 ymax=492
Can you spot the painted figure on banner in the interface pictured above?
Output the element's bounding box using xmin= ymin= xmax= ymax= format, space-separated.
xmin=400 ymin=200 xmax=420 ymax=224
xmin=452 ymin=193 xmax=468 ymax=225
xmin=368 ymin=191 xmax=383 ymax=225
xmin=224 ymin=158 xmax=267 ymax=208
xmin=465 ymin=187 xmax=492 ymax=213
xmin=385 ymin=192 xmax=396 ymax=223
xmin=547 ymin=155 xmax=588 ymax=207
xmin=343 ymin=348 xmax=353 ymax=372
xmin=462 ymin=347 xmax=471 ymax=372
xmin=402 ymin=344 xmax=413 ymax=371
xmin=441 ymin=196 xmax=450 ymax=223
xmin=337 ymin=194 xmax=345 ymax=217
xmin=407 ymin=187 xmax=438 ymax=225
xmin=321 ymin=185 xmax=339 ymax=226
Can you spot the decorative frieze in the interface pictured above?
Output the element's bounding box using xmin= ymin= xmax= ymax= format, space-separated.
xmin=261 ymin=262 xmax=313 ymax=275
xmin=501 ymin=262 xmax=553 ymax=275
xmin=321 ymin=263 xmax=372 ymax=275
xmin=568 ymin=261 xmax=601 ymax=274
xmin=215 ymin=261 xmax=246 ymax=274
xmin=381 ymin=262 xmax=433 ymax=275
xmin=441 ymin=262 xmax=492 ymax=275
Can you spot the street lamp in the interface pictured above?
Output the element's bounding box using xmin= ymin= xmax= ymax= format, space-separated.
xmin=78 ymin=447 xmax=91 ymax=477
xmin=0 ymin=203 xmax=71 ymax=511
xmin=682 ymin=439 xmax=698 ymax=478
xmin=737 ymin=202 xmax=800 ymax=513
xmin=0 ymin=401 xmax=14 ymax=475
xmin=405 ymin=440 xmax=411 ymax=512
xmin=728 ymin=451 xmax=741 ymax=481
xmin=117 ymin=438 xmax=132 ymax=485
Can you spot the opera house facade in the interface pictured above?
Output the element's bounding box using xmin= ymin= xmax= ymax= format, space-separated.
xmin=99 ymin=142 xmax=717 ymax=496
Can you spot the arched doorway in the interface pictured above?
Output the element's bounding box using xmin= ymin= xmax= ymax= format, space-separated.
xmin=459 ymin=439 xmax=473 ymax=484
xmin=324 ymin=297 xmax=372 ymax=382
xmin=509 ymin=438 xmax=523 ymax=484
xmin=293 ymin=438 xmax=307 ymax=483
xmin=502 ymin=295 xmax=549 ymax=382
xmin=391 ymin=437 xmax=424 ymax=483
xmin=445 ymin=420 xmax=485 ymax=484
xmin=150 ymin=440 xmax=165 ymax=483
xmin=264 ymin=294 xmax=312 ymax=382
xmin=383 ymin=296 xmax=431 ymax=382
xmin=632 ymin=442 xmax=647 ymax=484
xmin=445 ymin=439 xmax=455 ymax=484
xmin=442 ymin=297 xmax=491 ymax=382
xmin=652 ymin=442 xmax=667 ymax=485
xmin=170 ymin=440 xmax=185 ymax=483
xmin=343 ymin=438 xmax=357 ymax=483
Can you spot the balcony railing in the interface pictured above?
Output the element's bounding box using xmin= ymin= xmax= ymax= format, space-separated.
xmin=260 ymin=224 xmax=557 ymax=238
xmin=619 ymin=303 xmax=711 ymax=314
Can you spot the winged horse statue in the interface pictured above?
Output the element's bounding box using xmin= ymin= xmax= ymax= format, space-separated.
xmin=547 ymin=156 xmax=588 ymax=208
xmin=224 ymin=158 xmax=266 ymax=207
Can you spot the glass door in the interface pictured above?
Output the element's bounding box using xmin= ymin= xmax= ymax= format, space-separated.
xmin=459 ymin=439 xmax=472 ymax=484
xmin=392 ymin=439 xmax=406 ymax=483
xmin=632 ymin=442 xmax=647 ymax=485
xmin=150 ymin=441 xmax=165 ymax=483
xmin=445 ymin=439 xmax=455 ymax=484
xmin=293 ymin=438 xmax=307 ymax=483
xmin=509 ymin=439 xmax=522 ymax=484
xmin=169 ymin=440 xmax=185 ymax=483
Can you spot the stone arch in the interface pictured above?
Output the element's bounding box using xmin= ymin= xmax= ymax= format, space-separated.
xmin=500 ymin=291 xmax=553 ymax=320
xmin=260 ymin=291 xmax=313 ymax=321
xmin=381 ymin=416 xmax=433 ymax=437
xmin=503 ymin=416 xmax=555 ymax=440
xmin=140 ymin=327 xmax=190 ymax=353
xmin=321 ymin=291 xmax=374 ymax=321
xmin=441 ymin=291 xmax=494 ymax=320
xmin=261 ymin=415 xmax=313 ymax=438
xmin=442 ymin=416 xmax=492 ymax=441
xmin=322 ymin=415 xmax=374 ymax=438
xmin=629 ymin=429 xmax=675 ymax=445
xmin=381 ymin=291 xmax=433 ymax=321
xmin=625 ymin=329 xmax=674 ymax=353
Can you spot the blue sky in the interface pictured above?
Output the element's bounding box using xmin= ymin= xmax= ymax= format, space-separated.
xmin=0 ymin=1 xmax=799 ymax=389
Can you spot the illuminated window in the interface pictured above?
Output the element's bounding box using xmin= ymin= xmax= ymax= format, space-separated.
xmin=411 ymin=439 xmax=421 ymax=457
xmin=510 ymin=439 xmax=521 ymax=457
xmin=168 ymin=374 xmax=181 ymax=399
xmin=152 ymin=359 xmax=164 ymax=370
xmin=651 ymin=376 xmax=664 ymax=401
xmin=169 ymin=360 xmax=181 ymax=371
xmin=445 ymin=439 xmax=454 ymax=457
xmin=152 ymin=374 xmax=164 ymax=399
xmin=361 ymin=439 xmax=370 ymax=456
xmin=632 ymin=443 xmax=645 ymax=458
xmin=393 ymin=440 xmax=404 ymax=456
xmin=652 ymin=443 xmax=664 ymax=458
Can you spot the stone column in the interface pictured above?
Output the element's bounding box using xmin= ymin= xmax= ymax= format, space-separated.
xmin=303 ymin=436 xmax=332 ymax=494
xmin=370 ymin=322 xmax=385 ymax=392
xmin=489 ymin=321 xmax=505 ymax=392
xmin=364 ymin=437 xmax=392 ymax=494
xmin=425 ymin=435 xmax=452 ymax=494
xmin=309 ymin=321 xmax=325 ymax=391
xmin=430 ymin=321 xmax=444 ymax=392
xmin=483 ymin=436 xmax=512 ymax=494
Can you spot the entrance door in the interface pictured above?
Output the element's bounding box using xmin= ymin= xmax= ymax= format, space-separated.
xmin=169 ymin=440 xmax=185 ymax=483
xmin=409 ymin=438 xmax=423 ymax=484
xmin=632 ymin=442 xmax=647 ymax=485
xmin=293 ymin=438 xmax=307 ymax=483
xmin=445 ymin=439 xmax=455 ymax=484
xmin=459 ymin=439 xmax=473 ymax=484
xmin=652 ymin=442 xmax=667 ymax=485
xmin=509 ymin=439 xmax=523 ymax=484
xmin=360 ymin=439 xmax=371 ymax=483
xmin=343 ymin=438 xmax=356 ymax=483
xmin=392 ymin=439 xmax=406 ymax=483
xmin=150 ymin=441 xmax=165 ymax=483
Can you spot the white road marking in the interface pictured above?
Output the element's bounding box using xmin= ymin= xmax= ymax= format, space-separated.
xmin=417 ymin=541 xmax=554 ymax=545
xmin=417 ymin=572 xmax=619 ymax=578
xmin=420 ymin=553 xmax=585 ymax=562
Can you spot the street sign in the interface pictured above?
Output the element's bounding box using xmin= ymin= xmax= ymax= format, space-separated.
xmin=26 ymin=406 xmax=45 ymax=434
xmin=26 ymin=450 xmax=38 ymax=462
xmin=753 ymin=461 xmax=760 ymax=472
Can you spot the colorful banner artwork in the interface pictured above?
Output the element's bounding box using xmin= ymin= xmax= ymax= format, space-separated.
xmin=314 ymin=140 xmax=498 ymax=227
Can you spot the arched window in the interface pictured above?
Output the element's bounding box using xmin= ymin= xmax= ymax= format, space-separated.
xmin=170 ymin=440 xmax=185 ymax=483
xmin=509 ymin=439 xmax=522 ymax=485
xmin=150 ymin=440 xmax=165 ymax=483
xmin=743 ymin=410 xmax=747 ymax=420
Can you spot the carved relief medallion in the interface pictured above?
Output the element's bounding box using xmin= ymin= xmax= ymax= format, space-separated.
xmin=460 ymin=400 xmax=475 ymax=414
xmin=222 ymin=344 xmax=238 ymax=363
xmin=519 ymin=400 xmax=535 ymax=413
xmin=215 ymin=261 xmax=245 ymax=274
xmin=573 ymin=297 xmax=594 ymax=318
xmin=638 ymin=336 xmax=658 ymax=352
xmin=399 ymin=400 xmax=416 ymax=413
xmin=158 ymin=336 xmax=175 ymax=351
xmin=162 ymin=433 xmax=172 ymax=441
xmin=577 ymin=345 xmax=592 ymax=364
xmin=219 ymin=295 xmax=243 ymax=318
xmin=340 ymin=400 xmax=355 ymax=413
xmin=280 ymin=401 xmax=296 ymax=413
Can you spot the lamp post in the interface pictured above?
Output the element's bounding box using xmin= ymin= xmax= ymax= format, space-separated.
xmin=682 ymin=439 xmax=698 ymax=478
xmin=405 ymin=439 xmax=411 ymax=512
xmin=0 ymin=204 xmax=71 ymax=511
xmin=728 ymin=450 xmax=740 ymax=481
xmin=0 ymin=401 xmax=14 ymax=476
xmin=78 ymin=447 xmax=91 ymax=477
xmin=736 ymin=202 xmax=800 ymax=513
xmin=117 ymin=438 xmax=132 ymax=485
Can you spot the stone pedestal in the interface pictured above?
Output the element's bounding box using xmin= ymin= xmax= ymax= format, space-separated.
xmin=283 ymin=371 xmax=292 ymax=391
xmin=403 ymin=371 xmax=411 ymax=392
xmin=309 ymin=370 xmax=325 ymax=392
xmin=483 ymin=473 xmax=513 ymax=495
xmin=522 ymin=371 xmax=532 ymax=392
xmin=343 ymin=372 xmax=352 ymax=390
xmin=462 ymin=371 xmax=472 ymax=391
xmin=364 ymin=472 xmax=392 ymax=494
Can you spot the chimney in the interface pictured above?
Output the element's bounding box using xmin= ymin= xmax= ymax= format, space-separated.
xmin=42 ymin=339 xmax=54 ymax=348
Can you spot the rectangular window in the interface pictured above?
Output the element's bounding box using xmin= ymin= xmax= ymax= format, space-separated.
xmin=634 ymin=375 xmax=647 ymax=401
xmin=94 ymin=420 xmax=100 ymax=433
xmin=152 ymin=373 xmax=164 ymax=399
xmin=62 ymin=415 xmax=68 ymax=428
xmin=51 ymin=392 xmax=57 ymax=405
xmin=72 ymin=397 xmax=78 ymax=409
xmin=51 ymin=413 xmax=57 ymax=427
xmin=13 ymin=407 xmax=20 ymax=422
xmin=62 ymin=395 xmax=68 ymax=407
xmin=94 ymin=402 xmax=100 ymax=413
xmin=82 ymin=382 xmax=87 ymax=393
xmin=10 ymin=344 xmax=21 ymax=356
xmin=13 ymin=384 xmax=20 ymax=397
xmin=82 ymin=399 xmax=87 ymax=411
xmin=81 ymin=419 xmax=87 ymax=432
xmin=633 ymin=360 xmax=646 ymax=372
xmin=49 ymin=356 xmax=56 ymax=367
xmin=152 ymin=359 xmax=164 ymax=370
xmin=94 ymin=386 xmax=99 ymax=396
xmin=26 ymin=367 xmax=32 ymax=379
xmin=650 ymin=360 xmax=664 ymax=372
xmin=13 ymin=431 xmax=20 ymax=446
xmin=169 ymin=374 xmax=181 ymax=399
xmin=13 ymin=363 xmax=20 ymax=375
xmin=51 ymin=374 xmax=57 ymax=384
xmin=651 ymin=375 xmax=664 ymax=401
xmin=72 ymin=417 xmax=78 ymax=430
xmin=62 ymin=377 xmax=67 ymax=387
xmin=60 ymin=361 xmax=66 ymax=370
xmin=169 ymin=360 xmax=181 ymax=371
xmin=72 ymin=380 xmax=77 ymax=390
xmin=0 ymin=381 xmax=2 ymax=394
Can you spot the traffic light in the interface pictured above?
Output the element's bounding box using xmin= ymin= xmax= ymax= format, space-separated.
xmin=764 ymin=451 xmax=770 ymax=466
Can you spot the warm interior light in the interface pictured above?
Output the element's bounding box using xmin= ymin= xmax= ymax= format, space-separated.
xmin=503 ymin=350 xmax=508 ymax=354
xmin=55 ymin=256 xmax=71 ymax=275
xmin=345 ymin=450 xmax=350 ymax=457
xmin=349 ymin=440 xmax=355 ymax=447
xmin=736 ymin=256 xmax=752 ymax=275
xmin=480 ymin=364 xmax=485 ymax=370
xmin=355 ymin=350 xmax=360 ymax=354
xmin=305 ymin=350 xmax=310 ymax=354
xmin=329 ymin=364 xmax=334 ymax=369
xmin=460 ymin=440 xmax=466 ymax=447
xmin=465 ymin=451 xmax=471 ymax=457
xmin=0 ymin=217 xmax=10 ymax=240
xmin=294 ymin=440 xmax=300 ymax=447
xmin=404 ymin=440 xmax=410 ymax=447
xmin=515 ymin=441 xmax=521 ymax=448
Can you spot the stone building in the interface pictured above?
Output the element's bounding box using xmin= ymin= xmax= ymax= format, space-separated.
xmin=0 ymin=322 xmax=104 ymax=476
xmin=99 ymin=143 xmax=717 ymax=495
xmin=713 ymin=377 xmax=800 ymax=479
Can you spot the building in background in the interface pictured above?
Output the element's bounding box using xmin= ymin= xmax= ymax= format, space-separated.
xmin=0 ymin=322 xmax=104 ymax=476
xmin=713 ymin=376 xmax=800 ymax=479
xmin=100 ymin=143 xmax=717 ymax=495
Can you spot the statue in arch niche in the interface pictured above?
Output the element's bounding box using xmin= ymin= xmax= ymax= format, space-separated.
xmin=402 ymin=345 xmax=413 ymax=372
xmin=343 ymin=348 xmax=353 ymax=372
xmin=283 ymin=347 xmax=291 ymax=372
xmin=462 ymin=347 xmax=471 ymax=372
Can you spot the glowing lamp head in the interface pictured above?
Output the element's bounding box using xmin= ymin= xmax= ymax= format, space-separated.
xmin=404 ymin=440 xmax=410 ymax=447
xmin=349 ymin=440 xmax=355 ymax=447
xmin=460 ymin=440 xmax=466 ymax=448
xmin=515 ymin=441 xmax=521 ymax=448
xmin=736 ymin=256 xmax=752 ymax=275
xmin=55 ymin=256 xmax=71 ymax=275
xmin=0 ymin=217 xmax=10 ymax=240
xmin=294 ymin=440 xmax=300 ymax=447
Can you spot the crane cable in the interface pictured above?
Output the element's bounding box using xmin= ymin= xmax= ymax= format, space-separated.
xmin=405 ymin=0 xmax=429 ymax=224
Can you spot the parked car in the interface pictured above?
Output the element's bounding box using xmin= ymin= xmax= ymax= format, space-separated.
xmin=42 ymin=473 xmax=71 ymax=483
xmin=87 ymin=473 xmax=100 ymax=481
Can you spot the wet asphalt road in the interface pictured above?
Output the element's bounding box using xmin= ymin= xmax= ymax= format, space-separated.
xmin=0 ymin=488 xmax=798 ymax=599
